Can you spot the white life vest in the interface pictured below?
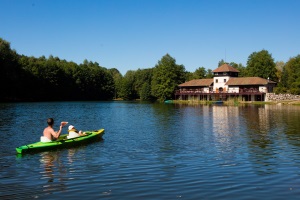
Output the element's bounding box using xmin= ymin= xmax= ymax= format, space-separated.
xmin=67 ymin=130 xmax=80 ymax=139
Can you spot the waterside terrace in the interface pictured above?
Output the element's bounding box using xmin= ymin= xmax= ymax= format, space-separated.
xmin=175 ymin=88 xmax=265 ymax=101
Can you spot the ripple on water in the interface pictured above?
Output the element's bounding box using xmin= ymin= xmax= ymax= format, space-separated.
xmin=2 ymin=102 xmax=300 ymax=199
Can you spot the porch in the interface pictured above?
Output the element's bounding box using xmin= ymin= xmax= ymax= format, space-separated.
xmin=175 ymin=88 xmax=266 ymax=101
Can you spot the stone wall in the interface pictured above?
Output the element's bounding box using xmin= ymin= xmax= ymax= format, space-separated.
xmin=266 ymin=93 xmax=300 ymax=101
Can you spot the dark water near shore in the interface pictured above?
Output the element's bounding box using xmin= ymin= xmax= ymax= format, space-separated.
xmin=1 ymin=101 xmax=300 ymax=199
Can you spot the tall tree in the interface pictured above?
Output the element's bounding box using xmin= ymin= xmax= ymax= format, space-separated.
xmin=206 ymin=69 xmax=213 ymax=78
xmin=119 ymin=70 xmax=137 ymax=100
xmin=275 ymin=61 xmax=285 ymax=84
xmin=78 ymin=61 xmax=115 ymax=100
xmin=0 ymin=38 xmax=116 ymax=101
xmin=134 ymin=68 xmax=153 ymax=100
xmin=282 ymin=55 xmax=300 ymax=94
xmin=0 ymin=38 xmax=26 ymax=100
xmin=193 ymin=67 xmax=207 ymax=79
xmin=185 ymin=71 xmax=194 ymax=81
xmin=140 ymin=82 xmax=153 ymax=101
xmin=246 ymin=50 xmax=277 ymax=81
xmin=151 ymin=54 xmax=186 ymax=101
xmin=108 ymin=68 xmax=123 ymax=99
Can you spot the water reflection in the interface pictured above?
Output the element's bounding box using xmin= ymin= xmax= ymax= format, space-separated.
xmin=243 ymin=105 xmax=280 ymax=175
xmin=40 ymin=152 xmax=56 ymax=183
xmin=39 ymin=151 xmax=67 ymax=194
xmin=67 ymin=149 xmax=76 ymax=164
xmin=212 ymin=106 xmax=240 ymax=143
xmin=4 ymin=102 xmax=300 ymax=199
xmin=210 ymin=106 xmax=242 ymax=167
xmin=267 ymin=105 xmax=300 ymax=148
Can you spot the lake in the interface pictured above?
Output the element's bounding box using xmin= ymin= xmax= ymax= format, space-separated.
xmin=1 ymin=101 xmax=300 ymax=199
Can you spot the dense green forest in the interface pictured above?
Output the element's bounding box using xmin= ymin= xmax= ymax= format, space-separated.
xmin=1 ymin=38 xmax=300 ymax=102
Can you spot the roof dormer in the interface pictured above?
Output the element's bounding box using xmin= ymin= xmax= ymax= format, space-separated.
xmin=212 ymin=63 xmax=239 ymax=77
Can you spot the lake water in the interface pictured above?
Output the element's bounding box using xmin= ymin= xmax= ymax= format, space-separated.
xmin=1 ymin=101 xmax=300 ymax=199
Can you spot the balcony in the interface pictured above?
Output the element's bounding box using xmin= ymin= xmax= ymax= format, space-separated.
xmin=175 ymin=88 xmax=265 ymax=95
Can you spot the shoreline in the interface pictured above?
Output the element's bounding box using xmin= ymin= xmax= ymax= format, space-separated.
xmin=171 ymin=99 xmax=300 ymax=106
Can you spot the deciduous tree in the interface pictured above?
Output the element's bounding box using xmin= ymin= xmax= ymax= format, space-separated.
xmin=246 ymin=50 xmax=277 ymax=81
xmin=151 ymin=54 xmax=186 ymax=101
xmin=281 ymin=55 xmax=300 ymax=94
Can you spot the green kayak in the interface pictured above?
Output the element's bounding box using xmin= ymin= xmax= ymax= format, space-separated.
xmin=16 ymin=129 xmax=105 ymax=154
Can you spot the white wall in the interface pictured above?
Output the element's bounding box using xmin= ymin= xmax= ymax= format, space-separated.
xmin=259 ymin=86 xmax=267 ymax=93
xmin=228 ymin=87 xmax=239 ymax=93
xmin=213 ymin=76 xmax=230 ymax=92
xmin=203 ymin=87 xmax=210 ymax=93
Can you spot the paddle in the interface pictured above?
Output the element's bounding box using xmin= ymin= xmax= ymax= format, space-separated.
xmin=61 ymin=121 xmax=68 ymax=127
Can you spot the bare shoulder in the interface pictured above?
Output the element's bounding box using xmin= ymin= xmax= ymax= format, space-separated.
xmin=43 ymin=127 xmax=54 ymax=134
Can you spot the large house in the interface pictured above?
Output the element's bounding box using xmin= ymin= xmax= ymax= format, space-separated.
xmin=175 ymin=64 xmax=276 ymax=101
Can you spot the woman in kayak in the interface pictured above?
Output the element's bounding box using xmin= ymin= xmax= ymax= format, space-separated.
xmin=41 ymin=118 xmax=65 ymax=142
xmin=67 ymin=125 xmax=86 ymax=139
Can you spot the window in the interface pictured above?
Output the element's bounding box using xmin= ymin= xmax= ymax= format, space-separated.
xmin=216 ymin=79 xmax=218 ymax=83
xmin=224 ymin=79 xmax=226 ymax=83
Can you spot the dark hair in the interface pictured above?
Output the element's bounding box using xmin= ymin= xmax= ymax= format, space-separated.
xmin=47 ymin=118 xmax=54 ymax=126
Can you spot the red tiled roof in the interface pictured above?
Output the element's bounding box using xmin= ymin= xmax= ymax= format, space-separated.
xmin=213 ymin=64 xmax=240 ymax=73
xmin=226 ymin=77 xmax=276 ymax=86
xmin=179 ymin=79 xmax=213 ymax=87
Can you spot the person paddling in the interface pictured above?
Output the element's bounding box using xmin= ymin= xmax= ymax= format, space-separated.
xmin=41 ymin=118 xmax=66 ymax=142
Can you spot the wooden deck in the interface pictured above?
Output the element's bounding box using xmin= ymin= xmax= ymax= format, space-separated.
xmin=175 ymin=89 xmax=266 ymax=101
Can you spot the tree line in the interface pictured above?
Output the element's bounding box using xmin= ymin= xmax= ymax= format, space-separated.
xmin=1 ymin=38 xmax=300 ymax=102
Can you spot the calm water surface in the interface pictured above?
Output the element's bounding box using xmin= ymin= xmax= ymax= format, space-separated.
xmin=1 ymin=101 xmax=300 ymax=199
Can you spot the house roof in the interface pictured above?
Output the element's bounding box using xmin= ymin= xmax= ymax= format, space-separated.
xmin=226 ymin=77 xmax=276 ymax=86
xmin=213 ymin=63 xmax=240 ymax=73
xmin=179 ymin=78 xmax=213 ymax=87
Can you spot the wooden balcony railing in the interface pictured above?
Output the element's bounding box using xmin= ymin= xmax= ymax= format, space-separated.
xmin=175 ymin=88 xmax=265 ymax=95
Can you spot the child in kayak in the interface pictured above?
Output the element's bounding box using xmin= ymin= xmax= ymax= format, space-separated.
xmin=67 ymin=125 xmax=86 ymax=139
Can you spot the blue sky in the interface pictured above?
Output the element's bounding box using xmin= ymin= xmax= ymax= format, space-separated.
xmin=1 ymin=0 xmax=299 ymax=75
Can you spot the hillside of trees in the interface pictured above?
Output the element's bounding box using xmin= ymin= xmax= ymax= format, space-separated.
xmin=1 ymin=38 xmax=300 ymax=102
